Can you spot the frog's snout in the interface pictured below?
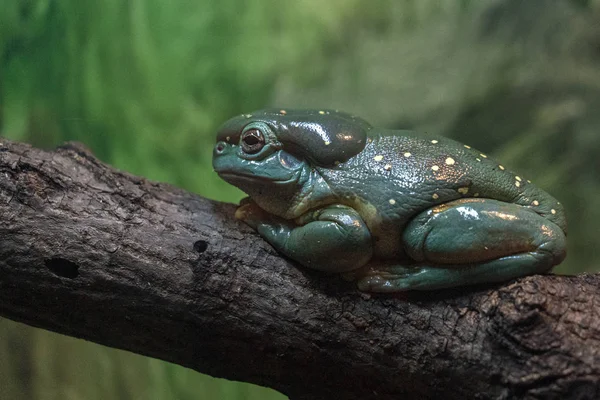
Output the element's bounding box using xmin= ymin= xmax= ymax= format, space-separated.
xmin=212 ymin=141 xmax=234 ymax=173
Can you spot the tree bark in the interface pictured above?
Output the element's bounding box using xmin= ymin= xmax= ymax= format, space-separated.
xmin=0 ymin=138 xmax=598 ymax=400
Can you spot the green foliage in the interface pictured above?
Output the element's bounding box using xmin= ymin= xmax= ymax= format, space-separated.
xmin=1 ymin=0 xmax=600 ymax=399
xmin=0 ymin=1 xmax=387 ymax=399
xmin=1 ymin=0 xmax=384 ymax=201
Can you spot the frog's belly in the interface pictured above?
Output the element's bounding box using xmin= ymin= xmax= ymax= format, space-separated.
xmin=351 ymin=200 xmax=411 ymax=261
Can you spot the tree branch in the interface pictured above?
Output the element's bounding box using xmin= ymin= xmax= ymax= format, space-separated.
xmin=0 ymin=138 xmax=598 ymax=400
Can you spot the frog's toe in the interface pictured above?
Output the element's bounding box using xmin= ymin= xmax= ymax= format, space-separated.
xmin=358 ymin=275 xmax=410 ymax=292
xmin=235 ymin=204 xmax=256 ymax=225
xmin=235 ymin=199 xmax=274 ymax=226
xmin=355 ymin=266 xmax=426 ymax=292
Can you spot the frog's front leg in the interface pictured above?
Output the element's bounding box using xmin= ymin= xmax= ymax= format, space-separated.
xmin=237 ymin=201 xmax=373 ymax=273
xmin=357 ymin=199 xmax=567 ymax=292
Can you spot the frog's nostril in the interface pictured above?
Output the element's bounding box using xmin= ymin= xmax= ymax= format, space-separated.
xmin=215 ymin=142 xmax=226 ymax=153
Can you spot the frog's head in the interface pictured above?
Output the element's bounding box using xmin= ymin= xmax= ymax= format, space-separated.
xmin=213 ymin=109 xmax=371 ymax=218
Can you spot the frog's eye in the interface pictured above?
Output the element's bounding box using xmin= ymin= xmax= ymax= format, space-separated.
xmin=240 ymin=128 xmax=265 ymax=154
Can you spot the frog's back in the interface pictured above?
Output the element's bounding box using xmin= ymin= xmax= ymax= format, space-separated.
xmin=319 ymin=130 xmax=566 ymax=236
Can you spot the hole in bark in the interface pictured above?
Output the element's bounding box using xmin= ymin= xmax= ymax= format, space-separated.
xmin=193 ymin=240 xmax=208 ymax=253
xmin=45 ymin=258 xmax=80 ymax=279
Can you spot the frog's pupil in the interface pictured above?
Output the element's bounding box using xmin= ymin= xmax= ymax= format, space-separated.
xmin=244 ymin=133 xmax=260 ymax=145
xmin=241 ymin=129 xmax=264 ymax=153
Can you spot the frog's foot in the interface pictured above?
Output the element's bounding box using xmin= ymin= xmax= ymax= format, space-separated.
xmin=346 ymin=264 xmax=427 ymax=292
xmin=235 ymin=198 xmax=275 ymax=229
xmin=357 ymin=199 xmax=567 ymax=292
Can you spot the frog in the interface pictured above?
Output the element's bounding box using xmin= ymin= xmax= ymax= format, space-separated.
xmin=212 ymin=109 xmax=567 ymax=292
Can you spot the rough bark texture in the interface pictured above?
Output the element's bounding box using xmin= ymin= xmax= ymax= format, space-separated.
xmin=0 ymin=138 xmax=598 ymax=400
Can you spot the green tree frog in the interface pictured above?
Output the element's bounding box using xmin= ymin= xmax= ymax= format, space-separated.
xmin=213 ymin=109 xmax=567 ymax=292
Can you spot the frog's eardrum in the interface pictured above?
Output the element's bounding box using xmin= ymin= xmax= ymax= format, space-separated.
xmin=217 ymin=109 xmax=371 ymax=166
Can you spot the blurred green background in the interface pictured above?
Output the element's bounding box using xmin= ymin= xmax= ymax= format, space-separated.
xmin=1 ymin=0 xmax=600 ymax=399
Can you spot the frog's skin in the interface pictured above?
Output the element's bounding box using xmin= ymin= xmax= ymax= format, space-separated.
xmin=212 ymin=109 xmax=567 ymax=292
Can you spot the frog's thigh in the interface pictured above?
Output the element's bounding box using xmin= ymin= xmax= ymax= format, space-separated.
xmin=404 ymin=198 xmax=566 ymax=265
xmin=257 ymin=206 xmax=373 ymax=273
xmin=358 ymin=199 xmax=566 ymax=292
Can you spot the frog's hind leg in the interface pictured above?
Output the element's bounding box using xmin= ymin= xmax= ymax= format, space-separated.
xmin=356 ymin=199 xmax=566 ymax=292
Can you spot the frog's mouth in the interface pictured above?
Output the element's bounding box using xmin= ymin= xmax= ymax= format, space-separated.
xmin=217 ymin=172 xmax=299 ymax=186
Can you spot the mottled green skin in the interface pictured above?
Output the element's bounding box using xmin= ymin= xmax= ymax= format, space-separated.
xmin=213 ymin=109 xmax=567 ymax=292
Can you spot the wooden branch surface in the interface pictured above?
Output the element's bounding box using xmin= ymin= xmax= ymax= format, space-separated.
xmin=0 ymin=139 xmax=598 ymax=400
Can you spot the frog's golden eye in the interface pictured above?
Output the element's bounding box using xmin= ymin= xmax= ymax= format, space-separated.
xmin=241 ymin=128 xmax=265 ymax=154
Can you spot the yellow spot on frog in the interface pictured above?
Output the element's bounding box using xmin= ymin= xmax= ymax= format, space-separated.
xmin=532 ymin=200 xmax=540 ymax=206
xmin=389 ymin=199 xmax=396 ymax=205
xmin=527 ymin=180 xmax=532 ymax=183
xmin=498 ymin=165 xmax=505 ymax=170
xmin=515 ymin=176 xmax=522 ymax=182
xmin=551 ymin=209 xmax=557 ymax=214
xmin=226 ymin=136 xmax=230 ymax=142
xmin=457 ymin=187 xmax=469 ymax=195
xmin=474 ymin=193 xmax=480 ymax=197
xmin=464 ymin=145 xmax=471 ymax=149
xmin=515 ymin=181 xmax=521 ymax=187
xmin=432 ymin=193 xmax=439 ymax=200
xmin=244 ymin=114 xmax=252 ymax=118
xmin=431 ymin=140 xmax=438 ymax=144
xmin=476 ymin=158 xmax=481 ymax=162
xmin=324 ymin=141 xmax=331 ymax=146
xmin=374 ymin=155 xmax=384 ymax=162
xmin=384 ymin=164 xmax=392 ymax=171
xmin=403 ymin=152 xmax=411 ymax=158
xmin=318 ymin=110 xmax=325 ymax=115
xmin=445 ymin=157 xmax=455 ymax=165
xmin=480 ymin=153 xmax=487 ymax=158
xmin=431 ymin=165 xmax=440 ymax=171
xmin=279 ymin=109 xmax=287 ymax=115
